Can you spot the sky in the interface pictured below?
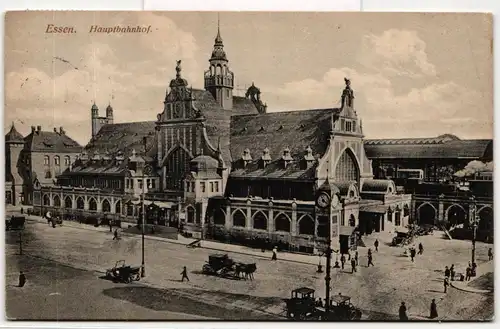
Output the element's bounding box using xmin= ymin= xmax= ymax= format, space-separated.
xmin=4 ymin=11 xmax=493 ymax=145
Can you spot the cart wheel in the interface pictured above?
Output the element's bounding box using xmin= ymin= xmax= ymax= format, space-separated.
xmin=126 ymin=276 xmax=133 ymax=284
xmin=135 ymin=273 xmax=141 ymax=281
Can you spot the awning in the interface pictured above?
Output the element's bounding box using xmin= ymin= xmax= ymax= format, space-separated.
xmin=131 ymin=200 xmax=153 ymax=206
xmin=339 ymin=226 xmax=355 ymax=236
xmin=360 ymin=205 xmax=387 ymax=214
xmin=153 ymin=201 xmax=175 ymax=209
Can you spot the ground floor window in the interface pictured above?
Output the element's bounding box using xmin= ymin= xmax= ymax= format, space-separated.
xmin=233 ymin=209 xmax=246 ymax=227
xmin=253 ymin=211 xmax=268 ymax=230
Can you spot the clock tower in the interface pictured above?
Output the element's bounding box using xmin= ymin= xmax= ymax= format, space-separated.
xmin=315 ymin=178 xmax=342 ymax=252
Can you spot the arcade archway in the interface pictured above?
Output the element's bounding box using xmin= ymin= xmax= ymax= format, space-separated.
xmin=418 ymin=203 xmax=436 ymax=225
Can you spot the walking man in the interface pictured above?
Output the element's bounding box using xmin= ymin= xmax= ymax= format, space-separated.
xmin=113 ymin=229 xmax=119 ymax=240
xmin=444 ymin=266 xmax=450 ymax=279
xmin=367 ymin=250 xmax=374 ymax=267
xmin=399 ymin=302 xmax=408 ymax=321
xmin=465 ymin=265 xmax=471 ymax=281
xmin=410 ymin=247 xmax=416 ymax=262
xmin=351 ymin=257 xmax=357 ymax=273
xmin=20 ymin=207 xmax=24 ymax=215
xmin=271 ymin=246 xmax=278 ymax=261
xmin=418 ymin=242 xmax=424 ymax=255
xmin=340 ymin=254 xmax=346 ymax=270
xmin=450 ymin=264 xmax=455 ymax=281
xmin=443 ymin=277 xmax=449 ymax=293
xmin=18 ymin=271 xmax=26 ymax=287
xmin=430 ymin=299 xmax=438 ymax=319
xmin=374 ymin=239 xmax=379 ymax=252
xmin=488 ymin=248 xmax=493 ymax=261
xmin=354 ymin=250 xmax=359 ymax=266
xmin=181 ymin=266 xmax=190 ymax=282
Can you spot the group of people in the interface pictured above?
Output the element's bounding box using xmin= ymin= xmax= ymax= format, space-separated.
xmin=406 ymin=242 xmax=424 ymax=262
xmin=399 ymin=299 xmax=438 ymax=321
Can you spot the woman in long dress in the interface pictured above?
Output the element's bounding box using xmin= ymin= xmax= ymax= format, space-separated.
xmin=430 ymin=299 xmax=438 ymax=319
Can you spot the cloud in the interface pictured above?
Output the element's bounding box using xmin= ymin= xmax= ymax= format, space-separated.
xmin=359 ymin=29 xmax=437 ymax=77
xmin=4 ymin=14 xmax=200 ymax=145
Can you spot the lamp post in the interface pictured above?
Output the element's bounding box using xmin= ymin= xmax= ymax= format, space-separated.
xmin=324 ymin=238 xmax=332 ymax=314
xmin=470 ymin=195 xmax=478 ymax=268
xmin=141 ymin=137 xmax=147 ymax=278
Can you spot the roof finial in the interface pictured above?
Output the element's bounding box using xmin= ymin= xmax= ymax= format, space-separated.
xmin=215 ymin=13 xmax=223 ymax=44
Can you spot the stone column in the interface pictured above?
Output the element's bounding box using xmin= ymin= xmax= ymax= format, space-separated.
xmin=225 ymin=204 xmax=232 ymax=230
xmin=268 ymin=207 xmax=274 ymax=233
xmin=246 ymin=201 xmax=252 ymax=230
xmin=438 ymin=195 xmax=444 ymax=223
xmin=291 ymin=207 xmax=297 ymax=236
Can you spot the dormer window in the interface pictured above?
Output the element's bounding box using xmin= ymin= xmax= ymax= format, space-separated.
xmin=241 ymin=148 xmax=252 ymax=168
xmin=303 ymin=146 xmax=315 ymax=168
xmin=281 ymin=147 xmax=293 ymax=169
xmin=261 ymin=147 xmax=272 ymax=168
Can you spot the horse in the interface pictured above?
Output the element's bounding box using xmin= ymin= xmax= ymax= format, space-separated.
xmin=234 ymin=263 xmax=257 ymax=280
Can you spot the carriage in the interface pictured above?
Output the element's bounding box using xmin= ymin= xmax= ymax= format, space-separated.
xmin=105 ymin=260 xmax=141 ymax=283
xmin=284 ymin=287 xmax=362 ymax=321
xmin=202 ymin=254 xmax=257 ymax=280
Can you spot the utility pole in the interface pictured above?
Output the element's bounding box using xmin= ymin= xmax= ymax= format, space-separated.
xmin=141 ymin=137 xmax=147 ymax=278
xmin=324 ymin=238 xmax=332 ymax=314
xmin=471 ymin=195 xmax=477 ymax=267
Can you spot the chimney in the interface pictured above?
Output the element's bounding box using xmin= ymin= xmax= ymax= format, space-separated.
xmin=31 ymin=126 xmax=35 ymax=133
xmin=37 ymin=126 xmax=41 ymax=132
xmin=59 ymin=127 xmax=65 ymax=135
xmin=303 ymin=146 xmax=315 ymax=169
xmin=53 ymin=127 xmax=57 ymax=133
xmin=261 ymin=147 xmax=272 ymax=168
xmin=281 ymin=146 xmax=293 ymax=169
xmin=241 ymin=148 xmax=252 ymax=168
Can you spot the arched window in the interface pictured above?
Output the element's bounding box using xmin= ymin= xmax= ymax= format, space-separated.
xmin=187 ymin=206 xmax=195 ymax=223
xmin=164 ymin=147 xmax=192 ymax=191
xmin=216 ymin=65 xmax=222 ymax=75
xmin=54 ymin=156 xmax=60 ymax=166
xmin=64 ymin=196 xmax=72 ymax=209
xmin=214 ymin=208 xmax=226 ymax=225
xmin=115 ymin=200 xmax=121 ymax=215
xmin=43 ymin=194 xmax=50 ymax=206
xmin=349 ymin=214 xmax=356 ymax=227
xmin=102 ymin=199 xmax=111 ymax=213
xmin=64 ymin=156 xmax=71 ymax=166
xmin=403 ymin=204 xmax=410 ymax=217
xmin=334 ymin=149 xmax=359 ymax=182
xmin=253 ymin=211 xmax=268 ymax=230
xmin=275 ymin=213 xmax=291 ymax=232
xmin=418 ymin=203 xmax=436 ymax=226
xmin=76 ymin=197 xmax=85 ymax=210
xmin=232 ymin=209 xmax=246 ymax=227
xmin=298 ymin=215 xmax=314 ymax=235
xmin=44 ymin=155 xmax=50 ymax=165
xmin=127 ymin=203 xmax=134 ymax=216
xmin=53 ymin=195 xmax=61 ymax=207
xmin=89 ymin=198 xmax=97 ymax=211
xmin=478 ymin=207 xmax=493 ymax=231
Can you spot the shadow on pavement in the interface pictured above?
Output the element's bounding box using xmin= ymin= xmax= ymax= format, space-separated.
xmin=102 ymin=286 xmax=282 ymax=320
xmin=468 ymin=272 xmax=494 ymax=291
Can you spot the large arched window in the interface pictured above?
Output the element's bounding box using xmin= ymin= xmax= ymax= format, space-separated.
xmin=53 ymin=195 xmax=61 ymax=207
xmin=275 ymin=213 xmax=291 ymax=232
xmin=64 ymin=196 xmax=72 ymax=209
xmin=186 ymin=206 xmax=195 ymax=223
xmin=214 ymin=208 xmax=226 ymax=225
xmin=43 ymin=194 xmax=50 ymax=206
xmin=89 ymin=198 xmax=97 ymax=211
xmin=164 ymin=147 xmax=192 ymax=191
xmin=334 ymin=149 xmax=359 ymax=182
xmin=418 ymin=203 xmax=436 ymax=226
xmin=76 ymin=197 xmax=85 ymax=210
xmin=102 ymin=199 xmax=111 ymax=213
xmin=298 ymin=215 xmax=314 ymax=235
xmin=478 ymin=207 xmax=493 ymax=231
xmin=115 ymin=200 xmax=121 ymax=215
xmin=253 ymin=211 xmax=268 ymax=230
xmin=232 ymin=209 xmax=246 ymax=227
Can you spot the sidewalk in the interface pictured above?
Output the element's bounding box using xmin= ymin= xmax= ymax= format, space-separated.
xmin=23 ymin=213 xmax=321 ymax=267
xmin=450 ymin=260 xmax=494 ymax=294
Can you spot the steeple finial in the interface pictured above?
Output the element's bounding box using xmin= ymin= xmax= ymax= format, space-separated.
xmin=215 ymin=13 xmax=223 ymax=45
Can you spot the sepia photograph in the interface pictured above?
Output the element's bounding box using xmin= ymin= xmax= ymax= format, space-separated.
xmin=3 ymin=11 xmax=494 ymax=321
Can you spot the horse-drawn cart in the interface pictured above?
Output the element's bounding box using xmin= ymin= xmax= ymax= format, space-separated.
xmin=105 ymin=260 xmax=141 ymax=283
xmin=202 ymin=254 xmax=257 ymax=280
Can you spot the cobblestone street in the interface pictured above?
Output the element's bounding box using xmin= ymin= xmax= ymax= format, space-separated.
xmin=5 ymin=213 xmax=494 ymax=320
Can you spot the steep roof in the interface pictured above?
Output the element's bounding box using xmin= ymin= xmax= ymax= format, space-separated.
xmin=364 ymin=138 xmax=493 ymax=160
xmin=84 ymin=121 xmax=157 ymax=159
xmin=24 ymin=130 xmax=82 ymax=153
xmin=5 ymin=124 xmax=24 ymax=143
xmin=230 ymin=108 xmax=335 ymax=161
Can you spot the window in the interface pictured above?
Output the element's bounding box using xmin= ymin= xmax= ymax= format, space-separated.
xmin=64 ymin=156 xmax=70 ymax=166
xmin=151 ymin=179 xmax=156 ymax=189
xmin=146 ymin=179 xmax=150 ymax=189
xmin=130 ymin=179 xmax=134 ymax=189
xmin=54 ymin=156 xmax=60 ymax=166
xmin=138 ymin=179 xmax=143 ymax=189
xmin=126 ymin=179 xmax=130 ymax=189
xmin=226 ymin=89 xmax=230 ymax=98
xmin=210 ymin=182 xmax=214 ymax=193
xmin=200 ymin=182 xmax=206 ymax=193
xmin=44 ymin=155 xmax=50 ymax=165
xmin=214 ymin=182 xmax=219 ymax=192
xmin=191 ymin=182 xmax=195 ymax=192
xmin=45 ymin=170 xmax=52 ymax=178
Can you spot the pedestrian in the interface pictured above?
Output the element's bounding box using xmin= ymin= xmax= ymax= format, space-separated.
xmin=410 ymin=248 xmax=416 ymax=262
xmin=367 ymin=252 xmax=374 ymax=267
xmin=27 ymin=208 xmax=31 ymax=216
xmin=52 ymin=219 xmax=56 ymax=228
xmin=374 ymin=239 xmax=379 ymax=252
xmin=368 ymin=248 xmax=372 ymax=256
xmin=18 ymin=271 xmax=26 ymax=287
xmin=351 ymin=258 xmax=357 ymax=273
xmin=465 ymin=266 xmax=471 ymax=281
xmin=317 ymin=298 xmax=324 ymax=307
xmin=399 ymin=302 xmax=408 ymax=321
xmin=430 ymin=299 xmax=438 ymax=319
xmin=443 ymin=277 xmax=449 ymax=293
xmin=450 ymin=264 xmax=455 ymax=281
xmin=354 ymin=250 xmax=359 ymax=266
xmin=340 ymin=254 xmax=346 ymax=270
xmin=181 ymin=266 xmax=189 ymax=282
xmin=488 ymin=248 xmax=493 ymax=261
xmin=271 ymin=246 xmax=278 ymax=261
xmin=20 ymin=207 xmax=24 ymax=215
xmin=444 ymin=266 xmax=450 ymax=279
xmin=113 ymin=229 xmax=118 ymax=240
xmin=418 ymin=242 xmax=424 ymax=255
xmin=109 ymin=219 xmax=112 ymax=232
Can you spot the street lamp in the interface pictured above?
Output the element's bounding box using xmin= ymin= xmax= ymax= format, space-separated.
xmin=140 ymin=137 xmax=147 ymax=278
xmin=324 ymin=237 xmax=332 ymax=314
xmin=470 ymin=195 xmax=479 ymax=269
